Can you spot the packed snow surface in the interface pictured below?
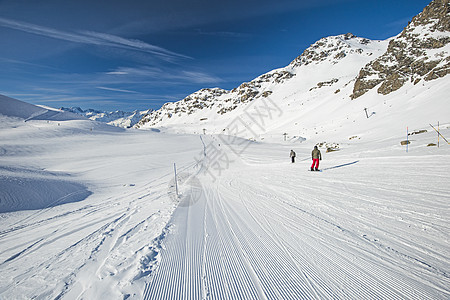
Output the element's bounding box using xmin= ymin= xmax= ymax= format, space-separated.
xmin=0 ymin=94 xmax=449 ymax=299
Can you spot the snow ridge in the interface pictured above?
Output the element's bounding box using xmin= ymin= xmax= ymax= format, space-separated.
xmin=0 ymin=94 xmax=84 ymax=121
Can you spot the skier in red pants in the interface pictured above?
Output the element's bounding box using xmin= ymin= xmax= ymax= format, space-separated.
xmin=311 ymin=146 xmax=322 ymax=171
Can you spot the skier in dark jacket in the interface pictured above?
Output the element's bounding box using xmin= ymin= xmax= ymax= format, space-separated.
xmin=311 ymin=146 xmax=322 ymax=171
xmin=290 ymin=150 xmax=296 ymax=163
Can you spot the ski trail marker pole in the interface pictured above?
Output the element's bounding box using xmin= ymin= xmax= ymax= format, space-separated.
xmin=174 ymin=163 xmax=179 ymax=197
xmin=438 ymin=121 xmax=440 ymax=148
xmin=407 ymin=126 xmax=409 ymax=153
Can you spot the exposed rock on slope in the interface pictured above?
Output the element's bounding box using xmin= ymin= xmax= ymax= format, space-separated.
xmin=135 ymin=33 xmax=380 ymax=129
xmin=351 ymin=0 xmax=450 ymax=99
xmin=134 ymin=1 xmax=449 ymax=133
xmin=135 ymin=69 xmax=295 ymax=128
xmin=290 ymin=33 xmax=373 ymax=67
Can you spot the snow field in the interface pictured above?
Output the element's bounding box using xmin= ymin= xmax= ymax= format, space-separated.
xmin=0 ymin=117 xmax=203 ymax=299
xmin=143 ymin=131 xmax=450 ymax=299
xmin=0 ymin=99 xmax=449 ymax=299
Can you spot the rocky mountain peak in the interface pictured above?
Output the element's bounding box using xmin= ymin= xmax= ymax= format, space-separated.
xmin=289 ymin=33 xmax=373 ymax=67
xmin=410 ymin=0 xmax=449 ymax=31
xmin=350 ymin=0 xmax=450 ymax=99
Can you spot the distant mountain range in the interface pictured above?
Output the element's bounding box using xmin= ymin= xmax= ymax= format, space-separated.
xmin=60 ymin=107 xmax=151 ymax=128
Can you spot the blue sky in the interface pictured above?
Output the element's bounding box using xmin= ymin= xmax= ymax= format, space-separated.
xmin=0 ymin=0 xmax=431 ymax=111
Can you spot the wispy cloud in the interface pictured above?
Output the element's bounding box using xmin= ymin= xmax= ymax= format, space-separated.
xmin=105 ymin=66 xmax=163 ymax=77
xmin=0 ymin=58 xmax=59 ymax=70
xmin=83 ymin=31 xmax=191 ymax=60
xmin=96 ymin=86 xmax=140 ymax=93
xmin=180 ymin=71 xmax=222 ymax=84
xmin=105 ymin=66 xmax=222 ymax=84
xmin=0 ymin=17 xmax=190 ymax=61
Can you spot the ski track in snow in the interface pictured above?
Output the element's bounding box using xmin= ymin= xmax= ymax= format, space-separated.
xmin=0 ymin=120 xmax=449 ymax=299
xmin=0 ymin=118 xmax=203 ymax=299
xmin=142 ymin=137 xmax=450 ymax=299
xmin=0 ymin=179 xmax=174 ymax=299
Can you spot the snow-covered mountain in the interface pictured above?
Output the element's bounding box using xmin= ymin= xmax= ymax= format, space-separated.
xmin=351 ymin=0 xmax=450 ymax=99
xmin=136 ymin=32 xmax=385 ymax=129
xmin=135 ymin=0 xmax=449 ymax=144
xmin=61 ymin=107 xmax=151 ymax=128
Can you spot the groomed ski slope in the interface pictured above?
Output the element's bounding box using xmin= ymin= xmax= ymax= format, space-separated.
xmin=144 ymin=134 xmax=450 ymax=299
xmin=0 ymin=114 xmax=449 ymax=299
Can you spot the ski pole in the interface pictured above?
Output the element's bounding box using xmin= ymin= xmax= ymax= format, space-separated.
xmin=174 ymin=163 xmax=179 ymax=197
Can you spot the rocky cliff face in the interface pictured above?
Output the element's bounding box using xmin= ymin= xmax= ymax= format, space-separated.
xmin=351 ymin=0 xmax=450 ymax=99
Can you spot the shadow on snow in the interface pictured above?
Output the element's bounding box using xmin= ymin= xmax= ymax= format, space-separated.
xmin=322 ymin=160 xmax=359 ymax=171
